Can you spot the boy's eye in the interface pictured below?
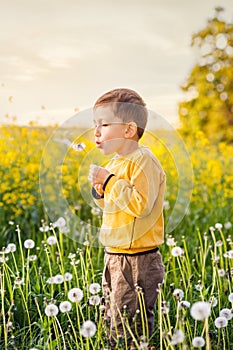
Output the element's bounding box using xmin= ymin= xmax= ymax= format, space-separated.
xmin=94 ymin=123 xmax=110 ymax=128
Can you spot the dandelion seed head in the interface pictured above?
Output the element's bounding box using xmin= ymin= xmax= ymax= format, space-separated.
xmin=178 ymin=300 xmax=190 ymax=310
xmin=192 ymin=336 xmax=205 ymax=348
xmin=219 ymin=308 xmax=233 ymax=320
xmin=228 ymin=293 xmax=233 ymax=303
xmin=171 ymin=246 xmax=183 ymax=257
xmin=89 ymin=295 xmax=101 ymax=306
xmin=80 ymin=320 xmax=96 ymax=338
xmin=139 ymin=342 xmax=149 ymax=349
xmin=46 ymin=277 xmax=55 ymax=284
xmin=209 ymin=296 xmax=218 ymax=307
xmin=216 ymin=240 xmax=223 ymax=247
xmin=28 ymin=255 xmax=37 ymax=261
xmin=9 ymin=221 xmax=14 ymax=225
xmin=209 ymin=226 xmax=215 ymax=232
xmin=173 ymin=289 xmax=184 ymax=300
xmin=224 ymin=222 xmax=232 ymax=229
xmin=54 ymin=274 xmax=64 ymax=284
xmin=214 ymin=316 xmax=228 ymax=328
xmin=39 ymin=225 xmax=50 ymax=232
xmin=89 ymin=282 xmax=101 ymax=295
xmin=218 ymin=269 xmax=225 ymax=277
xmin=68 ymin=253 xmax=76 ymax=259
xmin=45 ymin=304 xmax=59 ymax=317
xmin=68 ymin=287 xmax=83 ymax=302
xmin=46 ymin=236 xmax=57 ymax=245
xmin=7 ymin=243 xmax=17 ymax=252
xmin=64 ymin=272 xmax=73 ymax=281
xmin=14 ymin=277 xmax=24 ymax=285
xmin=171 ymin=329 xmax=185 ymax=345
xmin=59 ymin=301 xmax=72 ymax=313
xmin=24 ymin=239 xmax=35 ymax=249
xmin=163 ymin=200 xmax=170 ymax=210
xmin=190 ymin=301 xmax=211 ymax=320
xmin=215 ymin=223 xmax=223 ymax=230
xmin=53 ymin=217 xmax=66 ymax=228
xmin=166 ymin=236 xmax=176 ymax=246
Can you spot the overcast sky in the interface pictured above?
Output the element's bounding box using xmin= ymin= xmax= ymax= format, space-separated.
xmin=0 ymin=0 xmax=232 ymax=127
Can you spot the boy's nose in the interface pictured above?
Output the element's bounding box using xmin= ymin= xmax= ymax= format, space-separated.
xmin=94 ymin=125 xmax=101 ymax=136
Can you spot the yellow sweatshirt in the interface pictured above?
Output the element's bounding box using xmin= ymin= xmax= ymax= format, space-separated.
xmin=94 ymin=146 xmax=166 ymax=254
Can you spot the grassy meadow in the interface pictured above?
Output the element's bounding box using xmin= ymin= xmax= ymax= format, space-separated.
xmin=0 ymin=124 xmax=233 ymax=349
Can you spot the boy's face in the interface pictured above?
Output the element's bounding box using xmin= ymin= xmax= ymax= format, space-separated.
xmin=93 ymin=105 xmax=128 ymax=155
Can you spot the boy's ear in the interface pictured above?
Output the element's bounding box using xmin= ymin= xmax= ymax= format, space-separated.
xmin=125 ymin=122 xmax=138 ymax=139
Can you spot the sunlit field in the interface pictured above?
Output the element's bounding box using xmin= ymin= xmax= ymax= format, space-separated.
xmin=0 ymin=124 xmax=233 ymax=349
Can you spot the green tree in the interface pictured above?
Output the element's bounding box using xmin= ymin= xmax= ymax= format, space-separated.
xmin=179 ymin=7 xmax=233 ymax=142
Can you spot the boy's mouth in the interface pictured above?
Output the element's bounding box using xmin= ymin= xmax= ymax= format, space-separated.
xmin=96 ymin=141 xmax=101 ymax=148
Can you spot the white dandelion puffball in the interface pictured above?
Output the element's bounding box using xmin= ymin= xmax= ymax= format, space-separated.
xmin=166 ymin=236 xmax=176 ymax=246
xmin=7 ymin=243 xmax=17 ymax=252
xmin=68 ymin=287 xmax=84 ymax=302
xmin=228 ymin=293 xmax=233 ymax=303
xmin=215 ymin=223 xmax=223 ymax=230
xmin=171 ymin=246 xmax=183 ymax=257
xmin=53 ymin=217 xmax=66 ymax=228
xmin=89 ymin=295 xmax=101 ymax=306
xmin=59 ymin=301 xmax=72 ymax=313
xmin=219 ymin=308 xmax=233 ymax=320
xmin=24 ymin=239 xmax=35 ymax=249
xmin=224 ymin=222 xmax=232 ymax=229
xmin=89 ymin=282 xmax=101 ymax=295
xmin=81 ymin=320 xmax=97 ymax=338
xmin=214 ymin=316 xmax=228 ymax=328
xmin=173 ymin=289 xmax=184 ymax=300
xmin=54 ymin=274 xmax=64 ymax=284
xmin=64 ymin=272 xmax=73 ymax=281
xmin=46 ymin=236 xmax=57 ymax=245
xmin=190 ymin=301 xmax=211 ymax=320
xmin=192 ymin=336 xmax=205 ymax=348
xmin=45 ymin=304 xmax=59 ymax=317
xmin=178 ymin=301 xmax=190 ymax=310
xmin=170 ymin=329 xmax=185 ymax=345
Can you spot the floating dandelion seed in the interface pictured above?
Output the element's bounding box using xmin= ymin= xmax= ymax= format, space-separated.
xmin=219 ymin=308 xmax=233 ymax=320
xmin=228 ymin=293 xmax=233 ymax=303
xmin=209 ymin=296 xmax=218 ymax=307
xmin=173 ymin=289 xmax=184 ymax=300
xmin=171 ymin=246 xmax=183 ymax=257
xmin=81 ymin=320 xmax=97 ymax=338
xmin=192 ymin=336 xmax=205 ymax=348
xmin=70 ymin=142 xmax=86 ymax=152
xmin=89 ymin=295 xmax=101 ymax=306
xmin=7 ymin=243 xmax=17 ymax=252
xmin=46 ymin=236 xmax=57 ymax=245
xmin=64 ymin=272 xmax=73 ymax=281
xmin=91 ymin=207 xmax=101 ymax=216
xmin=190 ymin=302 xmax=211 ymax=320
xmin=89 ymin=282 xmax=101 ymax=295
xmin=59 ymin=301 xmax=72 ymax=313
xmin=68 ymin=288 xmax=83 ymax=302
xmin=45 ymin=304 xmax=59 ymax=317
xmin=8 ymin=221 xmax=14 ymax=225
xmin=170 ymin=329 xmax=184 ymax=345
xmin=24 ymin=239 xmax=35 ymax=249
xmin=214 ymin=316 xmax=228 ymax=328
xmin=224 ymin=250 xmax=233 ymax=259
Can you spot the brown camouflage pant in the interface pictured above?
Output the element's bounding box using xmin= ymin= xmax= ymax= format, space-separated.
xmin=102 ymin=249 xmax=165 ymax=348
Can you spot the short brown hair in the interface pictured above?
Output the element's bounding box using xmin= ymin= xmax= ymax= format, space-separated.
xmin=94 ymin=88 xmax=148 ymax=139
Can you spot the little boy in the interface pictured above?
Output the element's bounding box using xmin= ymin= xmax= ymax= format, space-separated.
xmin=88 ymin=88 xmax=165 ymax=348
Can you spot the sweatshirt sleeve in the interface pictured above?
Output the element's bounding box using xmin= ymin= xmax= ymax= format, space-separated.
xmin=91 ymin=187 xmax=104 ymax=209
xmin=104 ymin=153 xmax=165 ymax=218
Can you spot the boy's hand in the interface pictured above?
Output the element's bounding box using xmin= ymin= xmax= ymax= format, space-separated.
xmin=88 ymin=164 xmax=110 ymax=186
